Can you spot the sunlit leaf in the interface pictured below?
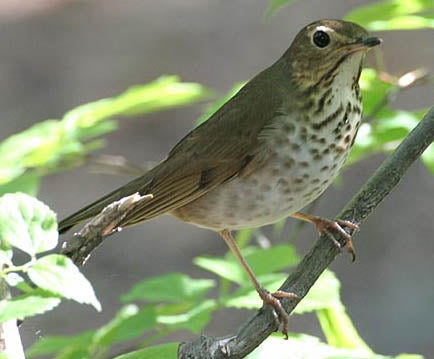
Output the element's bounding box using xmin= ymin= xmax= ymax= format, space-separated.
xmin=245 ymin=244 xmax=299 ymax=276
xmin=0 ymin=193 xmax=58 ymax=256
xmin=0 ymin=290 xmax=61 ymax=322
xmin=112 ymin=343 xmax=178 ymax=359
xmin=360 ymin=69 xmax=394 ymax=116
xmin=0 ymin=77 xmax=209 ymax=190
xmin=122 ymin=273 xmax=215 ymax=303
xmin=348 ymin=109 xmax=420 ymax=166
xmin=295 ymin=270 xmax=343 ymax=314
xmin=365 ymin=16 xmax=434 ymax=30
xmin=225 ymin=273 xmax=287 ymax=309
xmin=5 ymin=272 xmax=24 ymax=287
xmin=0 ymin=172 xmax=40 ymax=197
xmin=28 ymin=254 xmax=101 ymax=311
xmin=26 ymin=331 xmax=94 ymax=357
xmin=249 ymin=333 xmax=388 ymax=359
xmin=63 ymin=76 xmax=210 ymax=131
xmin=157 ymin=299 xmax=217 ymax=334
xmin=94 ymin=305 xmax=157 ymax=347
xmin=317 ymin=308 xmax=372 ymax=351
xmin=421 ymin=143 xmax=434 ymax=175
xmin=0 ymin=247 xmax=13 ymax=266
xmin=194 ymin=244 xmax=298 ymax=285
xmin=193 ymin=255 xmax=246 ymax=284
xmin=346 ymin=0 xmax=434 ymax=30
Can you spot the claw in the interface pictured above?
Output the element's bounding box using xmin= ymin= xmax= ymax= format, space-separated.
xmin=291 ymin=213 xmax=359 ymax=261
xmin=219 ymin=230 xmax=300 ymax=338
xmin=315 ymin=218 xmax=358 ymax=261
xmin=258 ymin=287 xmax=299 ymax=338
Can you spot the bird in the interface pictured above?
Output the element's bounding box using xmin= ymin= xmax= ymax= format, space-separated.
xmin=59 ymin=19 xmax=381 ymax=336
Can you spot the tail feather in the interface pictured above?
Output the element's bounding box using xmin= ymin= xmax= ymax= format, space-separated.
xmin=58 ymin=172 xmax=154 ymax=234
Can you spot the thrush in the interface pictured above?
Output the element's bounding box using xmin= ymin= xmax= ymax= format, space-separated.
xmin=59 ymin=19 xmax=381 ymax=336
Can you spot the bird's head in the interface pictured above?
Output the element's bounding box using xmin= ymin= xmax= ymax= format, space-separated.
xmin=283 ymin=19 xmax=381 ymax=91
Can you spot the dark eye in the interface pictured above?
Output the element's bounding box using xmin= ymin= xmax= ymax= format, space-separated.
xmin=313 ymin=30 xmax=330 ymax=48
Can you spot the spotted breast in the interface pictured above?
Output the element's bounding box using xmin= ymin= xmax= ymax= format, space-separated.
xmin=172 ymin=52 xmax=363 ymax=231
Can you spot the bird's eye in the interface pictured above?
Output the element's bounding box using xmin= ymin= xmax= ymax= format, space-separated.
xmin=312 ymin=30 xmax=330 ymax=48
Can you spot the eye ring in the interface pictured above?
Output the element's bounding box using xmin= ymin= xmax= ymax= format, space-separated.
xmin=312 ymin=30 xmax=330 ymax=48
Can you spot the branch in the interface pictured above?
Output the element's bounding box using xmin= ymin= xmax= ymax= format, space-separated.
xmin=0 ymin=279 xmax=26 ymax=359
xmin=61 ymin=193 xmax=153 ymax=266
xmin=178 ymin=107 xmax=434 ymax=358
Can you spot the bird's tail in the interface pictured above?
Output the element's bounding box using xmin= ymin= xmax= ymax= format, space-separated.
xmin=58 ymin=171 xmax=155 ymax=234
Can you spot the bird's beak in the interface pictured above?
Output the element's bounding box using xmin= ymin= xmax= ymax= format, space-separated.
xmin=359 ymin=36 xmax=382 ymax=48
xmin=346 ymin=36 xmax=382 ymax=53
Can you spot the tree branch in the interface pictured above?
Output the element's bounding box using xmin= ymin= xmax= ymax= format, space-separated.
xmin=0 ymin=279 xmax=25 ymax=359
xmin=178 ymin=106 xmax=434 ymax=358
xmin=61 ymin=193 xmax=153 ymax=266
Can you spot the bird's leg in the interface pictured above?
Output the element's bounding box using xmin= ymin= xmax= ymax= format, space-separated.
xmin=219 ymin=229 xmax=299 ymax=338
xmin=290 ymin=212 xmax=359 ymax=261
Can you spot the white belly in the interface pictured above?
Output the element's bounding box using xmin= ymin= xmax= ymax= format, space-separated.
xmin=173 ymin=104 xmax=361 ymax=231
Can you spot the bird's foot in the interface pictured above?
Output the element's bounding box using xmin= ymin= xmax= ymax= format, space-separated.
xmin=291 ymin=213 xmax=359 ymax=260
xmin=311 ymin=217 xmax=359 ymax=261
xmin=258 ymin=287 xmax=299 ymax=339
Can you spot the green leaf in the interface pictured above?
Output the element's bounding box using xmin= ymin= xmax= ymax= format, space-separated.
xmin=348 ymin=109 xmax=420 ymax=166
xmin=365 ymin=16 xmax=434 ymax=31
xmin=224 ymin=269 xmax=342 ymax=313
xmin=244 ymin=244 xmax=299 ymax=276
xmin=265 ymin=0 xmax=297 ymax=17
xmin=0 ymin=193 xmax=58 ymax=256
xmin=112 ymin=343 xmax=178 ymax=359
xmin=234 ymin=228 xmax=255 ymax=248
xmin=421 ymin=143 xmax=434 ymax=175
xmin=122 ymin=273 xmax=215 ymax=303
xmin=63 ymin=76 xmax=210 ymax=131
xmin=56 ymin=348 xmax=90 ymax=359
xmin=94 ymin=305 xmax=157 ymax=347
xmin=157 ymin=299 xmax=216 ymax=334
xmin=116 ymin=77 xmax=210 ymax=117
xmin=317 ymin=308 xmax=371 ymax=351
xmin=0 ymin=120 xmax=86 ymax=190
xmin=345 ymin=0 xmax=434 ymax=30
xmin=194 ymin=244 xmax=298 ymax=285
xmin=0 ymin=247 xmax=13 ymax=266
xmin=225 ymin=273 xmax=287 ymax=309
xmin=27 ymin=254 xmax=101 ymax=311
xmin=359 ymin=69 xmax=395 ymax=116
xmin=193 ymin=255 xmax=245 ymax=284
xmin=295 ymin=270 xmax=342 ymax=314
xmin=26 ymin=331 xmax=94 ymax=357
xmin=0 ymin=290 xmax=61 ymax=322
xmin=249 ymin=333 xmax=389 ymax=359
xmin=15 ymin=279 xmax=35 ymax=293
xmin=375 ymin=111 xmax=418 ymax=141
xmin=0 ymin=120 xmax=58 ymax=184
xmin=0 ymin=172 xmax=40 ymax=197
xmin=0 ymin=77 xmax=209 ymax=190
xmin=5 ymin=272 xmax=24 ymax=287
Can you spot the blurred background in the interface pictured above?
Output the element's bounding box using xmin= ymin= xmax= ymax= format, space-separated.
xmin=1 ymin=0 xmax=433 ymax=356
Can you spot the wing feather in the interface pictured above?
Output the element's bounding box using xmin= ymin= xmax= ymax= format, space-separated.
xmin=59 ymin=64 xmax=290 ymax=233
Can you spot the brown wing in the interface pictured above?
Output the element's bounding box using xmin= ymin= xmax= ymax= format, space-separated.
xmin=58 ymin=64 xmax=288 ymax=233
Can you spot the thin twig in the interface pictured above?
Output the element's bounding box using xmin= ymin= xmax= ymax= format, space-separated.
xmin=86 ymin=154 xmax=153 ymax=177
xmin=61 ymin=193 xmax=153 ymax=266
xmin=0 ymin=279 xmax=25 ymax=359
xmin=178 ymin=106 xmax=434 ymax=358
